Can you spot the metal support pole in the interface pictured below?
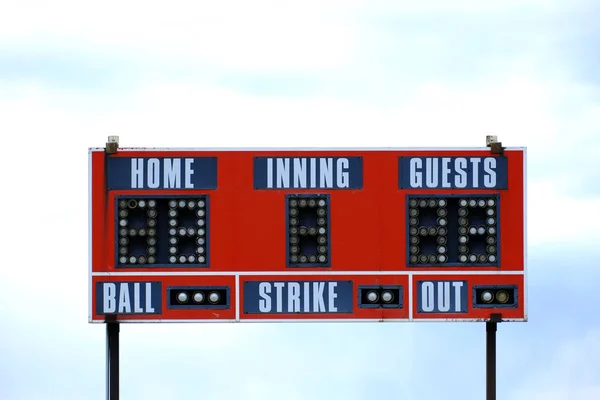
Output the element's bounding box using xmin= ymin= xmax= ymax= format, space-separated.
xmin=107 ymin=321 xmax=120 ymax=400
xmin=486 ymin=313 xmax=501 ymax=400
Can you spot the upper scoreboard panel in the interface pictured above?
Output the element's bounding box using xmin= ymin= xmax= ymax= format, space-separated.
xmin=89 ymin=147 xmax=526 ymax=274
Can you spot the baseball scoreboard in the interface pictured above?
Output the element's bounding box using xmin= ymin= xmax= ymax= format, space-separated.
xmin=89 ymin=145 xmax=526 ymax=323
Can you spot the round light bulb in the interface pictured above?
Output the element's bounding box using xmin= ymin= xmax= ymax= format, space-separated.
xmin=381 ymin=291 xmax=394 ymax=303
xmin=193 ymin=292 xmax=204 ymax=303
xmin=496 ymin=290 xmax=508 ymax=303
xmin=366 ymin=291 xmax=378 ymax=303
xmin=208 ymin=292 xmax=220 ymax=303
xmin=481 ymin=291 xmax=493 ymax=303
xmin=177 ymin=292 xmax=189 ymax=303
xmin=496 ymin=290 xmax=509 ymax=303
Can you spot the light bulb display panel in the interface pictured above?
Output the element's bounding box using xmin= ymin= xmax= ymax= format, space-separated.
xmin=90 ymin=147 xmax=526 ymax=323
xmin=406 ymin=195 xmax=500 ymax=267
xmin=286 ymin=194 xmax=330 ymax=267
xmin=114 ymin=195 xmax=209 ymax=267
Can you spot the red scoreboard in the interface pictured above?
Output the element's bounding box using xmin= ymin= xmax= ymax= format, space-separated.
xmin=89 ymin=145 xmax=526 ymax=323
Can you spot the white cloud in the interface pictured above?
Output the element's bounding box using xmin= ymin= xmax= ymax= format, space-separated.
xmin=511 ymin=329 xmax=600 ymax=400
xmin=0 ymin=0 xmax=362 ymax=71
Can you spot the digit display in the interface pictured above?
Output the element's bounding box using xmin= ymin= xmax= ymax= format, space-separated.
xmin=115 ymin=195 xmax=209 ymax=267
xmin=286 ymin=194 xmax=331 ymax=267
xmin=406 ymin=195 xmax=500 ymax=267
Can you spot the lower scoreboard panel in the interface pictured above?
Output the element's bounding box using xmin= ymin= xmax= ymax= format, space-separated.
xmin=90 ymin=273 xmax=525 ymax=322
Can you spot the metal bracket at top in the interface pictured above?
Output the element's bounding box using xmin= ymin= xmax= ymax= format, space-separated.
xmin=106 ymin=135 xmax=119 ymax=154
xmin=486 ymin=135 xmax=505 ymax=156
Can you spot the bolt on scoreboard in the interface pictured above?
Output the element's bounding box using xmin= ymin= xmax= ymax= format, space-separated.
xmin=89 ymin=147 xmax=526 ymax=323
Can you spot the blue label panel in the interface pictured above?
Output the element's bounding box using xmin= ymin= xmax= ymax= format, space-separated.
xmin=243 ymin=280 xmax=353 ymax=314
xmin=416 ymin=280 xmax=468 ymax=313
xmin=254 ymin=156 xmax=363 ymax=189
xmin=96 ymin=282 xmax=162 ymax=314
xmin=107 ymin=157 xmax=217 ymax=190
xmin=399 ymin=156 xmax=508 ymax=189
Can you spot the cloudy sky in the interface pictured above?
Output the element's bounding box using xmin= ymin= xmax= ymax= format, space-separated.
xmin=1 ymin=0 xmax=599 ymax=399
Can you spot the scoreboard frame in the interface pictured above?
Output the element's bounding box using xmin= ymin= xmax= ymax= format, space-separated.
xmin=89 ymin=146 xmax=527 ymax=324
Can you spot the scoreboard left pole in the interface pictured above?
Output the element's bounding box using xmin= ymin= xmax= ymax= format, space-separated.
xmin=105 ymin=137 xmax=120 ymax=400
xmin=107 ymin=318 xmax=119 ymax=400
